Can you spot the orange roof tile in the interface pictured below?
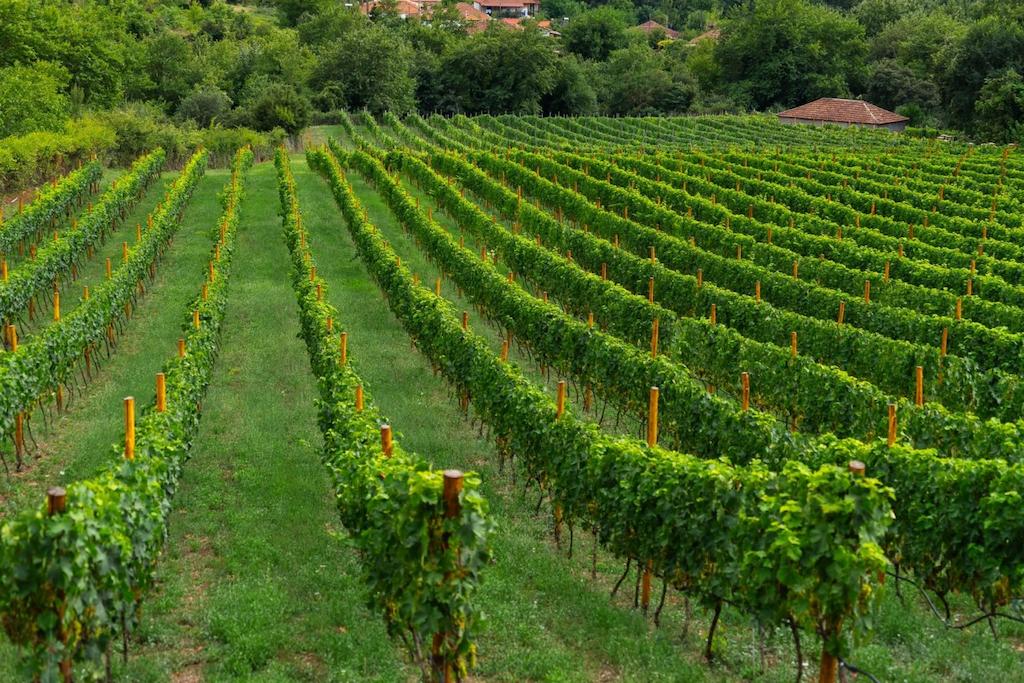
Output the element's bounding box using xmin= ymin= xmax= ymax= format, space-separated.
xmin=778 ymin=98 xmax=909 ymax=125
xmin=636 ymin=20 xmax=679 ymax=40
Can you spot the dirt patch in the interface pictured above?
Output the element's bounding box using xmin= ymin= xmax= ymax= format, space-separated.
xmin=171 ymin=662 xmax=203 ymax=683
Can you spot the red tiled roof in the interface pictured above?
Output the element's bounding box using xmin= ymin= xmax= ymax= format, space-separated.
xmin=499 ymin=17 xmax=525 ymax=29
xmin=687 ymin=27 xmax=720 ymax=45
xmin=360 ymin=0 xmax=422 ymax=14
xmin=476 ymin=0 xmax=539 ymax=7
xmin=778 ymin=98 xmax=909 ymax=125
xmin=636 ymin=20 xmax=679 ymax=39
xmin=454 ymin=2 xmax=489 ymax=21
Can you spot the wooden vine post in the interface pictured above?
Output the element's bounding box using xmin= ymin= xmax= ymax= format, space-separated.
xmin=177 ymin=338 xmax=185 ymax=358
xmin=431 ymin=469 xmax=465 ymax=683
xmin=641 ymin=386 xmax=659 ymax=614
xmin=648 ymin=277 xmax=655 ymax=303
xmin=9 ymin=325 xmax=24 ymax=462
xmin=741 ymin=373 xmax=750 ymax=411
xmin=355 ymin=385 xmax=364 ymax=412
xmin=915 ymin=366 xmax=924 ymax=406
xmin=650 ymin=319 xmax=659 ymax=359
xmin=124 ymin=397 xmax=135 ymax=460
xmin=156 ymin=373 xmax=166 ymax=412
xmin=380 ymin=425 xmax=393 ymax=457
xmin=47 ymin=486 xmax=72 ymax=682
xmin=790 ymin=332 xmax=797 ymax=358
xmin=710 ymin=304 xmax=717 ymax=326
xmin=340 ymin=332 xmax=348 ymax=366
xmin=887 ymin=404 xmax=897 ymax=447
xmin=817 ymin=460 xmax=868 ymax=683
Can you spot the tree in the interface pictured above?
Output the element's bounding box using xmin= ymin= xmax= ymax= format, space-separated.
xmin=430 ymin=28 xmax=558 ymax=114
xmin=599 ymin=44 xmax=694 ymax=115
xmin=275 ymin=0 xmax=329 ymax=27
xmin=562 ymin=7 xmax=630 ymax=62
xmin=0 ymin=0 xmax=130 ymax=108
xmin=176 ymin=84 xmax=233 ymax=128
xmin=715 ymin=0 xmax=868 ymax=110
xmin=0 ymin=62 xmax=69 ymax=138
xmin=864 ymin=59 xmax=939 ymax=115
xmin=248 ymin=82 xmax=311 ymax=135
xmin=870 ymin=10 xmax=965 ymax=80
xmin=135 ymin=31 xmax=200 ymax=110
xmin=310 ymin=27 xmax=417 ymax=115
xmin=852 ymin=0 xmax=916 ymax=38
xmin=974 ymin=68 xmax=1024 ymax=143
xmin=541 ymin=56 xmax=598 ymax=115
xmin=941 ymin=16 xmax=1024 ymax=129
xmin=297 ymin=6 xmax=365 ymax=47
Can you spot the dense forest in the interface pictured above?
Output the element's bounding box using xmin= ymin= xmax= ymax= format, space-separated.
xmin=1 ymin=0 xmax=1022 ymax=191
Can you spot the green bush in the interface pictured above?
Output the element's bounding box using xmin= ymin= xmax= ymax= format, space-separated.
xmin=0 ymin=115 xmax=115 ymax=195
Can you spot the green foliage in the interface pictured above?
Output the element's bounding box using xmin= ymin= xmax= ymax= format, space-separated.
xmin=940 ymin=15 xmax=1024 ymax=129
xmin=275 ymin=0 xmax=330 ymax=27
xmin=0 ymin=0 xmax=129 ymax=108
xmin=0 ymin=63 xmax=70 ymax=139
xmin=0 ymin=150 xmax=163 ymax=324
xmin=562 ymin=6 xmax=630 ymax=61
xmin=601 ymin=43 xmax=696 ymax=114
xmin=541 ymin=56 xmax=598 ymax=116
xmin=247 ymin=83 xmax=311 ymax=136
xmin=0 ymin=117 xmax=115 ymax=196
xmin=310 ymin=26 xmax=417 ymax=116
xmin=0 ymin=160 xmax=102 ymax=262
xmin=176 ymin=84 xmax=233 ymax=128
xmin=430 ymin=29 xmax=559 ymax=115
xmin=276 ymin=148 xmax=491 ymax=681
xmin=716 ymin=0 xmax=868 ymax=109
xmin=974 ymin=69 xmax=1024 ymax=144
xmin=310 ymin=143 xmax=895 ymax=660
xmin=0 ymin=146 xmax=239 ymax=679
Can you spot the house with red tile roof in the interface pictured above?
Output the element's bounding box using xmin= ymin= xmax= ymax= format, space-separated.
xmin=635 ymin=20 xmax=679 ymax=40
xmin=473 ymin=0 xmax=539 ymax=17
xmin=778 ymin=98 xmax=909 ymax=132
xmin=360 ymin=0 xmax=423 ymax=18
xmin=687 ymin=26 xmax=720 ymax=45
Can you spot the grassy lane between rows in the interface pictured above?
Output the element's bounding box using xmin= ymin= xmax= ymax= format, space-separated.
xmin=0 ymin=171 xmax=223 ymax=520
xmin=122 ymin=160 xmax=409 ymax=682
xmin=2 ymin=168 xmax=113 ymax=270
xmin=291 ymin=155 xmax=718 ymax=682
xmin=11 ymin=169 xmax=171 ymax=340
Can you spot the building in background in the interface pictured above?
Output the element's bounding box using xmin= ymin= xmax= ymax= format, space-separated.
xmin=778 ymin=98 xmax=910 ymax=132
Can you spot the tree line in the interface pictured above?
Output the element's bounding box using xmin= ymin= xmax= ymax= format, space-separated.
xmin=0 ymin=0 xmax=1021 ymax=150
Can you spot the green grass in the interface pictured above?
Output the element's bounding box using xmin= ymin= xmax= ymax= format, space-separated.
xmin=0 ymin=170 xmax=224 ymax=517
xmin=2 ymin=150 xmax=1022 ymax=682
xmin=120 ymin=161 xmax=408 ymax=682
xmin=291 ymin=155 xmax=716 ymax=682
xmin=293 ymin=151 xmax=1024 ymax=682
xmin=10 ymin=168 xmax=169 ymax=340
